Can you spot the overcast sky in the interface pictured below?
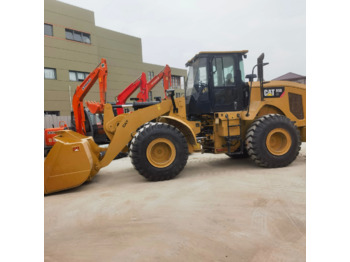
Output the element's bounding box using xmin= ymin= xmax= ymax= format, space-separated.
xmin=59 ymin=0 xmax=305 ymax=80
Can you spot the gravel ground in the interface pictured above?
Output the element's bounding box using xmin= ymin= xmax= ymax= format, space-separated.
xmin=45 ymin=143 xmax=306 ymax=262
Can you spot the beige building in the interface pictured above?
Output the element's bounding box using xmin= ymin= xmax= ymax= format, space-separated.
xmin=44 ymin=0 xmax=186 ymax=116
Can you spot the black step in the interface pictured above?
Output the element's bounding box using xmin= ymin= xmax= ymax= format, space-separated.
xmin=224 ymin=136 xmax=241 ymax=141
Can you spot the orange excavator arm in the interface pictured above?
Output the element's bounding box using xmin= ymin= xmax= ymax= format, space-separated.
xmin=136 ymin=65 xmax=172 ymax=102
xmin=72 ymin=58 xmax=108 ymax=135
xmin=115 ymin=72 xmax=147 ymax=115
xmin=100 ymin=64 xmax=172 ymax=116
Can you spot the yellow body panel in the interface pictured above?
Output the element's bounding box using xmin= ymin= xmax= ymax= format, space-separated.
xmin=243 ymin=81 xmax=306 ymax=141
xmin=159 ymin=97 xmax=201 ymax=153
xmin=212 ymin=112 xmax=242 ymax=153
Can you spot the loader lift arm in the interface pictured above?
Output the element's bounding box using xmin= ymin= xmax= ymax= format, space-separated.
xmin=72 ymin=58 xmax=108 ymax=135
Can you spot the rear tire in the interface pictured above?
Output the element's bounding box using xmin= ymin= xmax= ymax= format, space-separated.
xmin=245 ymin=114 xmax=301 ymax=167
xmin=130 ymin=122 xmax=188 ymax=181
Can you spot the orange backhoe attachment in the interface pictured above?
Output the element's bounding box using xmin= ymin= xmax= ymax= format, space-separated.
xmin=44 ymin=59 xmax=108 ymax=152
xmin=115 ymin=72 xmax=147 ymax=115
xmin=44 ymin=121 xmax=68 ymax=147
xmin=45 ymin=60 xmax=173 ymax=151
xmin=73 ymin=58 xmax=108 ymax=135
xmin=136 ymin=64 xmax=172 ymax=102
xmin=115 ymin=65 xmax=172 ymax=115
xmin=87 ymin=101 xmax=105 ymax=115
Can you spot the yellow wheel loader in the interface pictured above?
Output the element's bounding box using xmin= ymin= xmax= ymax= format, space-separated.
xmin=44 ymin=51 xmax=306 ymax=194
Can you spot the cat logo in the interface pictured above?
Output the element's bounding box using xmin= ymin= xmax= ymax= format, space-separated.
xmin=264 ymin=89 xmax=275 ymax=96
xmin=263 ymin=87 xmax=285 ymax=98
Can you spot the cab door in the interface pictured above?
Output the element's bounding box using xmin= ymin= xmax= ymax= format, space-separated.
xmin=210 ymin=55 xmax=245 ymax=112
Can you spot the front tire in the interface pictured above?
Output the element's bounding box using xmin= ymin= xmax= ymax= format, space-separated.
xmin=245 ymin=114 xmax=301 ymax=167
xmin=130 ymin=122 xmax=189 ymax=181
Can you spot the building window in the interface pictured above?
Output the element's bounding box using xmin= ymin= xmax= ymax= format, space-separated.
xmin=65 ymin=29 xmax=91 ymax=44
xmin=172 ymin=76 xmax=181 ymax=88
xmin=147 ymin=71 xmax=154 ymax=81
xmin=176 ymin=92 xmax=181 ymax=98
xmin=148 ymin=91 xmax=153 ymax=101
xmin=44 ymin=23 xmax=53 ymax=36
xmin=44 ymin=68 xmax=56 ymax=79
xmin=44 ymin=111 xmax=60 ymax=116
xmin=69 ymin=70 xmax=90 ymax=81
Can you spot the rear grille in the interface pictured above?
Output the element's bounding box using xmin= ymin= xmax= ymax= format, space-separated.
xmin=288 ymin=93 xmax=304 ymax=119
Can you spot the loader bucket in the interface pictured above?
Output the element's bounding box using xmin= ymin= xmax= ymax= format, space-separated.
xmin=44 ymin=130 xmax=102 ymax=194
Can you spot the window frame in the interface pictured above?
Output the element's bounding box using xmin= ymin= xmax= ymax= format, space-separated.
xmin=172 ymin=76 xmax=181 ymax=88
xmin=44 ymin=68 xmax=57 ymax=80
xmin=69 ymin=70 xmax=90 ymax=82
xmin=65 ymin=28 xmax=91 ymax=44
xmin=147 ymin=71 xmax=154 ymax=81
xmin=44 ymin=23 xmax=53 ymax=36
xmin=44 ymin=111 xmax=60 ymax=116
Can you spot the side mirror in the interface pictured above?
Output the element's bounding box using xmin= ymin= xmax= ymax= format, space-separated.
xmin=166 ymin=89 xmax=175 ymax=97
xmin=245 ymin=74 xmax=257 ymax=82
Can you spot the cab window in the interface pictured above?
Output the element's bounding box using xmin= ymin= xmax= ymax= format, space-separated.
xmin=212 ymin=56 xmax=235 ymax=87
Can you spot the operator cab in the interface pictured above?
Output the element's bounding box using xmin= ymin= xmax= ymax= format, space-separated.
xmin=185 ymin=51 xmax=249 ymax=119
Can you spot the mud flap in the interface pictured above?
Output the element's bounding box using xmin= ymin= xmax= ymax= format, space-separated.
xmin=44 ymin=130 xmax=101 ymax=194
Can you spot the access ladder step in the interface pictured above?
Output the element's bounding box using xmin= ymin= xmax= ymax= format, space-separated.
xmin=224 ymin=136 xmax=241 ymax=141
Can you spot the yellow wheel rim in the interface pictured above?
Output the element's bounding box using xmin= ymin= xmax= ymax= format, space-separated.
xmin=146 ymin=138 xmax=176 ymax=168
xmin=266 ymin=128 xmax=292 ymax=156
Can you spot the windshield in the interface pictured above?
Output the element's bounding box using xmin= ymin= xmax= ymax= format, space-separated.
xmin=185 ymin=57 xmax=208 ymax=102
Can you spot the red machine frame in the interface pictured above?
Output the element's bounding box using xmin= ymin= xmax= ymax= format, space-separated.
xmin=115 ymin=65 xmax=172 ymax=115
xmin=73 ymin=58 xmax=108 ymax=135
